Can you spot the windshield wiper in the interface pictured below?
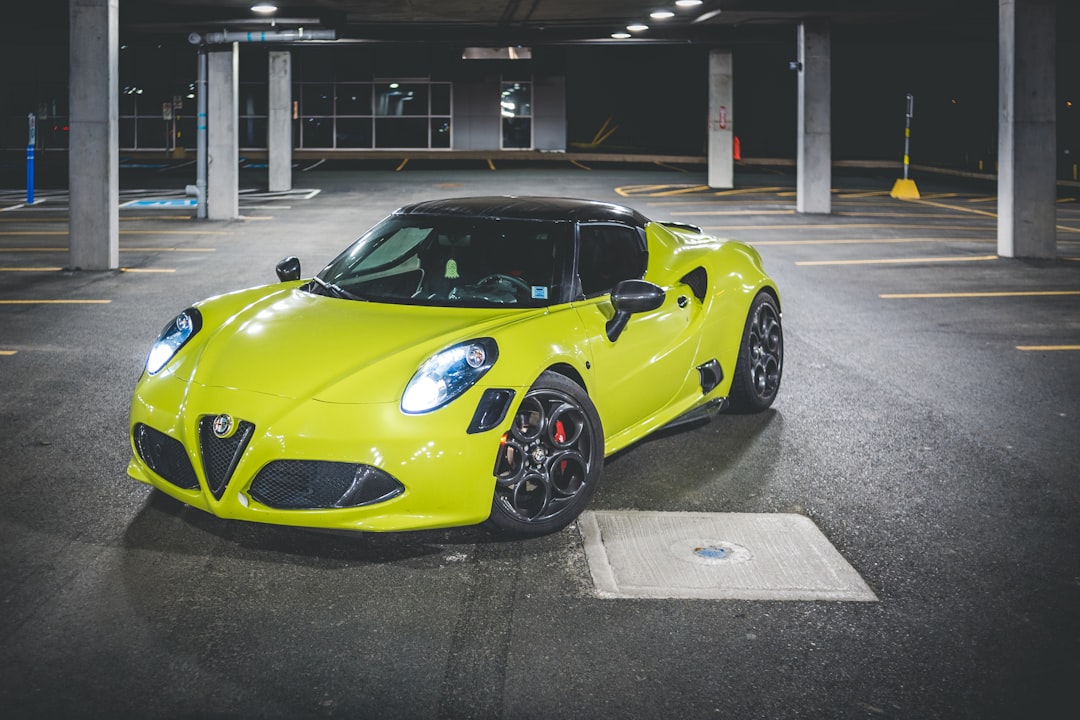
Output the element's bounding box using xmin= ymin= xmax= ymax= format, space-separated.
xmin=311 ymin=275 xmax=363 ymax=301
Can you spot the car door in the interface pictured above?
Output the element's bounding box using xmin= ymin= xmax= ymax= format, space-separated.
xmin=572 ymin=223 xmax=703 ymax=441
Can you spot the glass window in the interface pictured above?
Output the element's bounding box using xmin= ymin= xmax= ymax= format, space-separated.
xmin=375 ymin=117 xmax=428 ymax=148
xmin=430 ymin=119 xmax=451 ymax=148
xmin=500 ymin=82 xmax=531 ymax=118
xmin=501 ymin=118 xmax=531 ymax=149
xmin=336 ymin=118 xmax=373 ymax=148
xmin=240 ymin=118 xmax=267 ymax=148
xmin=240 ymin=84 xmax=268 ymax=116
xmin=302 ymin=117 xmax=333 ymax=148
xmin=577 ymin=225 xmax=647 ymax=297
xmin=316 ymin=215 xmax=571 ymax=308
xmin=301 ymin=84 xmax=334 ymax=116
xmin=336 ymin=84 xmax=372 ymax=115
xmin=431 ymin=84 xmax=451 ymax=115
xmin=375 ymin=83 xmax=429 ymax=116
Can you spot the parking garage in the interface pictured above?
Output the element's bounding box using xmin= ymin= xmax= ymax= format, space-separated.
xmin=2 ymin=2 xmax=1079 ymax=719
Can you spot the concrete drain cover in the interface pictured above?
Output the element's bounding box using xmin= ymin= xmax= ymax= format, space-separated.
xmin=579 ymin=511 xmax=877 ymax=601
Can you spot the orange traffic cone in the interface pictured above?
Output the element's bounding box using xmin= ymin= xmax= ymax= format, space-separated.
xmin=733 ymin=136 xmax=741 ymax=161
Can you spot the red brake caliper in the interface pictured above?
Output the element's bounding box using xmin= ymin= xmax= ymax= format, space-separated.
xmin=555 ymin=420 xmax=568 ymax=472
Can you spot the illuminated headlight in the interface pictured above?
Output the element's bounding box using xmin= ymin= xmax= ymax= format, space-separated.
xmin=401 ymin=338 xmax=498 ymax=414
xmin=145 ymin=308 xmax=202 ymax=375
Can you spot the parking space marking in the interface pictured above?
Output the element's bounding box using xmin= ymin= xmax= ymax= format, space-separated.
xmin=880 ymin=290 xmax=1080 ymax=299
xmin=120 ymin=268 xmax=176 ymax=273
xmin=747 ymin=237 xmax=992 ymax=246
xmin=1016 ymin=345 xmax=1080 ymax=351
xmin=0 ymin=350 xmax=16 ymax=356
xmin=0 ymin=247 xmax=216 ymax=253
xmin=0 ymin=266 xmax=64 ymax=272
xmin=0 ymin=299 xmax=112 ymax=305
xmin=796 ymin=255 xmax=998 ymax=266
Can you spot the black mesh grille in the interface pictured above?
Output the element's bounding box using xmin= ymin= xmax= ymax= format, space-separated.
xmin=249 ymin=461 xmax=404 ymax=510
xmin=133 ymin=423 xmax=199 ymax=490
xmin=198 ymin=417 xmax=255 ymax=499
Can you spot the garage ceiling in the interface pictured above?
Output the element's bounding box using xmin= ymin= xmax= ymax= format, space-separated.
xmin=107 ymin=0 xmax=998 ymax=44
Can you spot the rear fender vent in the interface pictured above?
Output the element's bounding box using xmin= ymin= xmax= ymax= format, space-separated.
xmin=680 ymin=267 xmax=707 ymax=303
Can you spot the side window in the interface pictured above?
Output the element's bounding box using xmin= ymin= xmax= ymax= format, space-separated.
xmin=577 ymin=225 xmax=647 ymax=297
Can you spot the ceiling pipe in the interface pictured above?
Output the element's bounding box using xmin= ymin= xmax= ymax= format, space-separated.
xmin=189 ymin=28 xmax=336 ymax=45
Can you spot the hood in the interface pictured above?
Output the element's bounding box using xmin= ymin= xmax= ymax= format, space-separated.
xmin=181 ymin=286 xmax=533 ymax=404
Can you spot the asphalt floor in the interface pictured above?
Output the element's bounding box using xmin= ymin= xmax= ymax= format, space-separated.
xmin=1 ymin=160 xmax=1078 ymax=719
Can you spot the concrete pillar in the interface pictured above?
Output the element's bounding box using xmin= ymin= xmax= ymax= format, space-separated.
xmin=68 ymin=0 xmax=119 ymax=271
xmin=207 ymin=44 xmax=239 ymax=220
xmin=268 ymin=51 xmax=292 ymax=192
xmin=997 ymin=0 xmax=1056 ymax=258
xmin=796 ymin=21 xmax=832 ymax=215
xmin=707 ymin=49 xmax=734 ymax=189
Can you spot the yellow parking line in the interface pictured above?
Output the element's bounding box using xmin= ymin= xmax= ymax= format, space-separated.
xmin=673 ymin=209 xmax=795 ymax=216
xmin=0 ymin=247 xmax=215 ymax=253
xmin=749 ymin=238 xmax=992 ymax=246
xmin=0 ymin=299 xmax=112 ymax=304
xmin=905 ymin=198 xmax=998 ymax=218
xmin=0 ymin=350 xmax=16 ymax=356
xmin=120 ymin=268 xmax=176 ymax=273
xmin=797 ymin=255 xmax=997 ymax=266
xmin=711 ymin=186 xmax=786 ymax=197
xmin=0 ymin=266 xmax=63 ymax=272
xmin=881 ymin=290 xmax=1080 ymax=299
xmin=570 ymin=160 xmax=592 ymax=171
xmin=1016 ymin=345 xmax=1080 ymax=351
xmin=0 ymin=230 xmax=230 ymax=236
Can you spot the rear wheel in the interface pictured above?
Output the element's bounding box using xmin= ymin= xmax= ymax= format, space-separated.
xmin=728 ymin=292 xmax=783 ymax=413
xmin=487 ymin=372 xmax=604 ymax=537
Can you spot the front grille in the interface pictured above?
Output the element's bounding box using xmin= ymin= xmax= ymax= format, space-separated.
xmin=198 ymin=417 xmax=255 ymax=499
xmin=249 ymin=461 xmax=404 ymax=510
xmin=133 ymin=423 xmax=199 ymax=490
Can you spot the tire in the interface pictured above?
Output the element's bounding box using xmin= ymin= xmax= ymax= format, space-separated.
xmin=728 ymin=292 xmax=783 ymax=413
xmin=486 ymin=371 xmax=604 ymax=537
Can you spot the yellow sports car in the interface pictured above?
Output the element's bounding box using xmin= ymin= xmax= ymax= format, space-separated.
xmin=128 ymin=196 xmax=782 ymax=537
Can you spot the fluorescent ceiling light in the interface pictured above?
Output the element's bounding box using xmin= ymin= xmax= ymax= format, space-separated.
xmin=676 ymin=0 xmax=703 ymax=6
xmin=650 ymin=11 xmax=675 ymax=19
xmin=611 ymin=32 xmax=631 ymax=39
xmin=251 ymin=3 xmax=277 ymax=14
xmin=627 ymin=23 xmax=649 ymax=32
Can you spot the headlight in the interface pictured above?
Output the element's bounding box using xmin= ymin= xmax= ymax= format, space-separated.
xmin=145 ymin=308 xmax=202 ymax=375
xmin=401 ymin=338 xmax=498 ymax=414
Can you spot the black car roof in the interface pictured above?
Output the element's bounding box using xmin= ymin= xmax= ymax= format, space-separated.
xmin=395 ymin=196 xmax=650 ymax=227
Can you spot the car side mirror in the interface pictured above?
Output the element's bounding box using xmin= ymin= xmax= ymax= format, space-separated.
xmin=275 ymin=256 xmax=301 ymax=282
xmin=606 ymin=279 xmax=665 ymax=342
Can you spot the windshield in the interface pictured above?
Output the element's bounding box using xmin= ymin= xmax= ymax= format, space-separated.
xmin=314 ymin=214 xmax=572 ymax=308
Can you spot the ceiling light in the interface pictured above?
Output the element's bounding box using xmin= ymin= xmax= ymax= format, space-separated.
xmin=611 ymin=32 xmax=632 ymax=39
xmin=675 ymin=0 xmax=703 ymax=7
xmin=627 ymin=23 xmax=649 ymax=32
xmin=650 ymin=11 xmax=675 ymax=19
xmin=251 ymin=3 xmax=277 ymax=14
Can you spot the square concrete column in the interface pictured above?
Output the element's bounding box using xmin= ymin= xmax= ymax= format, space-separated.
xmin=207 ymin=44 xmax=239 ymax=220
xmin=707 ymin=49 xmax=734 ymax=190
xmin=268 ymin=51 xmax=292 ymax=193
xmin=796 ymin=21 xmax=832 ymax=215
xmin=997 ymin=0 xmax=1057 ymax=258
xmin=68 ymin=0 xmax=119 ymax=271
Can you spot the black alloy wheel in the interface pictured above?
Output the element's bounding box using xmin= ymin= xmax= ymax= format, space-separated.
xmin=487 ymin=371 xmax=604 ymax=537
xmin=729 ymin=292 xmax=783 ymax=412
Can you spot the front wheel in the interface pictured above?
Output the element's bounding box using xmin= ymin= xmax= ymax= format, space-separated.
xmin=728 ymin=292 xmax=783 ymax=413
xmin=486 ymin=372 xmax=604 ymax=537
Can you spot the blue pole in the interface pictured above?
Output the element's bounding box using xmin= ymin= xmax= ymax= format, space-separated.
xmin=26 ymin=113 xmax=36 ymax=204
xmin=26 ymin=144 xmax=35 ymax=205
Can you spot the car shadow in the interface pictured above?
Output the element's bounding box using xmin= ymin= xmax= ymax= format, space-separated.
xmin=122 ymin=487 xmax=512 ymax=567
xmin=598 ymin=408 xmax=783 ymax=510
